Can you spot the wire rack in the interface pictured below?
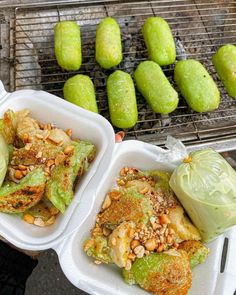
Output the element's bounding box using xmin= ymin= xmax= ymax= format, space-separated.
xmin=10 ymin=0 xmax=236 ymax=146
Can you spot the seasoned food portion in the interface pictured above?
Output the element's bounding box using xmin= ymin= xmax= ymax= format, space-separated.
xmin=174 ymin=59 xmax=220 ymax=112
xmin=46 ymin=141 xmax=96 ymax=213
xmin=123 ymin=250 xmax=192 ymax=295
xmin=63 ymin=74 xmax=98 ymax=113
xmin=142 ymin=17 xmax=176 ymax=66
xmin=178 ymin=240 xmax=209 ymax=269
xmin=84 ymin=167 xmax=209 ymax=295
xmin=54 ymin=21 xmax=82 ymax=71
xmin=0 ymin=168 xmax=46 ymax=213
xmin=0 ymin=109 xmax=96 ymax=226
xmin=213 ymin=44 xmax=236 ymax=99
xmin=107 ymin=70 xmax=138 ymax=129
xmin=96 ymin=17 xmax=122 ymax=69
xmin=134 ymin=61 xmax=179 ymax=114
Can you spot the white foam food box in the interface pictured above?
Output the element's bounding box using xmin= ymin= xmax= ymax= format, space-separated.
xmin=0 ymin=81 xmax=235 ymax=295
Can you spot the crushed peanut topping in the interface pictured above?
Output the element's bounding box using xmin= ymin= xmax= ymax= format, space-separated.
xmin=90 ymin=167 xmax=179 ymax=268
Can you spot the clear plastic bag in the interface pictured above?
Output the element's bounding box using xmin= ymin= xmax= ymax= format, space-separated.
xmin=169 ymin=148 xmax=236 ymax=242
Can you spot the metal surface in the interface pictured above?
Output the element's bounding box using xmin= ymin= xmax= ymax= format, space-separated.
xmin=5 ymin=0 xmax=236 ymax=146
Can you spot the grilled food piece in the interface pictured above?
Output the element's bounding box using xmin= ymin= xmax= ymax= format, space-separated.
xmin=96 ymin=17 xmax=122 ymax=69
xmin=123 ymin=250 xmax=192 ymax=295
xmin=63 ymin=74 xmax=98 ymax=113
xmin=45 ymin=140 xmax=96 ymax=213
xmin=213 ymin=44 xmax=236 ymax=99
xmin=23 ymin=199 xmax=59 ymax=227
xmin=108 ymin=221 xmax=135 ymax=268
xmin=174 ymin=59 xmax=220 ymax=112
xmin=134 ymin=61 xmax=178 ymax=114
xmin=54 ymin=21 xmax=82 ymax=71
xmin=0 ymin=110 xmax=17 ymax=144
xmin=168 ymin=205 xmax=201 ymax=241
xmin=107 ymin=70 xmax=138 ymax=129
xmin=178 ymin=240 xmax=209 ymax=269
xmin=84 ymin=235 xmax=112 ymax=264
xmin=0 ymin=168 xmax=46 ymax=213
xmin=12 ymin=143 xmax=63 ymax=166
xmin=98 ymin=187 xmax=153 ymax=229
xmin=142 ymin=17 xmax=176 ymax=66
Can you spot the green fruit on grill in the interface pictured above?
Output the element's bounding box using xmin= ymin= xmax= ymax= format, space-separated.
xmin=54 ymin=21 xmax=82 ymax=71
xmin=134 ymin=61 xmax=178 ymax=114
xmin=63 ymin=74 xmax=98 ymax=113
xmin=174 ymin=59 xmax=220 ymax=112
xmin=96 ymin=17 xmax=122 ymax=69
xmin=142 ymin=17 xmax=176 ymax=66
xmin=107 ymin=70 xmax=138 ymax=128
xmin=212 ymin=44 xmax=236 ymax=99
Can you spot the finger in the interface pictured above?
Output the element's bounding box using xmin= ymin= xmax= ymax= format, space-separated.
xmin=115 ymin=131 xmax=125 ymax=143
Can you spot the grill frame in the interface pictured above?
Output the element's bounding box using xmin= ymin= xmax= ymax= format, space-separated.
xmin=9 ymin=0 xmax=236 ymax=147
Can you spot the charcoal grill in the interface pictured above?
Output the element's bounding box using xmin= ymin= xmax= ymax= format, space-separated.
xmin=1 ymin=0 xmax=236 ymax=149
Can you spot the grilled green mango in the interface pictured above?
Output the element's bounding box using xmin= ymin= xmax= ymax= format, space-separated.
xmin=0 ymin=168 xmax=46 ymax=213
xmin=178 ymin=240 xmax=209 ymax=269
xmin=0 ymin=110 xmax=17 ymax=144
xmin=45 ymin=141 xmax=96 ymax=213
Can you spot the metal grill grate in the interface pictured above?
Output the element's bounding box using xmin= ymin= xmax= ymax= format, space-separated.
xmin=11 ymin=0 xmax=236 ymax=146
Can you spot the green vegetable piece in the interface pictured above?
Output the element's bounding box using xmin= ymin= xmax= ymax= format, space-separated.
xmin=0 ymin=109 xmax=16 ymax=144
xmin=107 ymin=70 xmax=138 ymax=128
xmin=169 ymin=148 xmax=236 ymax=242
xmin=0 ymin=135 xmax=9 ymax=187
xmin=54 ymin=21 xmax=82 ymax=71
xmin=63 ymin=74 xmax=98 ymax=113
xmin=142 ymin=17 xmax=176 ymax=66
xmin=213 ymin=44 xmax=236 ymax=99
xmin=45 ymin=141 xmax=96 ymax=213
xmin=134 ymin=61 xmax=178 ymax=114
xmin=0 ymin=168 xmax=46 ymax=213
xmin=123 ymin=250 xmax=192 ymax=294
xmin=174 ymin=59 xmax=220 ymax=112
xmin=84 ymin=236 xmax=112 ymax=264
xmin=178 ymin=240 xmax=209 ymax=269
xmin=96 ymin=17 xmax=122 ymax=69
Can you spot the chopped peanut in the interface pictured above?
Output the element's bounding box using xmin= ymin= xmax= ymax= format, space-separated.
xmin=23 ymin=214 xmax=35 ymax=224
xmin=131 ymin=239 xmax=140 ymax=250
xmin=102 ymin=195 xmax=112 ymax=210
xmin=144 ymin=239 xmax=158 ymax=251
xmin=14 ymin=170 xmax=23 ymax=179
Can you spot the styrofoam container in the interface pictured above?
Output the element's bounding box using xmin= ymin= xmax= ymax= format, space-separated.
xmin=0 ymin=81 xmax=235 ymax=294
xmin=0 ymin=81 xmax=115 ymax=250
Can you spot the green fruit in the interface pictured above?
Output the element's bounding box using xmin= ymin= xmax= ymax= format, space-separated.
xmin=213 ymin=44 xmax=236 ymax=98
xmin=54 ymin=21 xmax=82 ymax=71
xmin=63 ymin=74 xmax=98 ymax=113
xmin=142 ymin=17 xmax=176 ymax=66
xmin=174 ymin=59 xmax=220 ymax=112
xmin=134 ymin=61 xmax=178 ymax=114
xmin=96 ymin=17 xmax=122 ymax=69
xmin=107 ymin=70 xmax=138 ymax=128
